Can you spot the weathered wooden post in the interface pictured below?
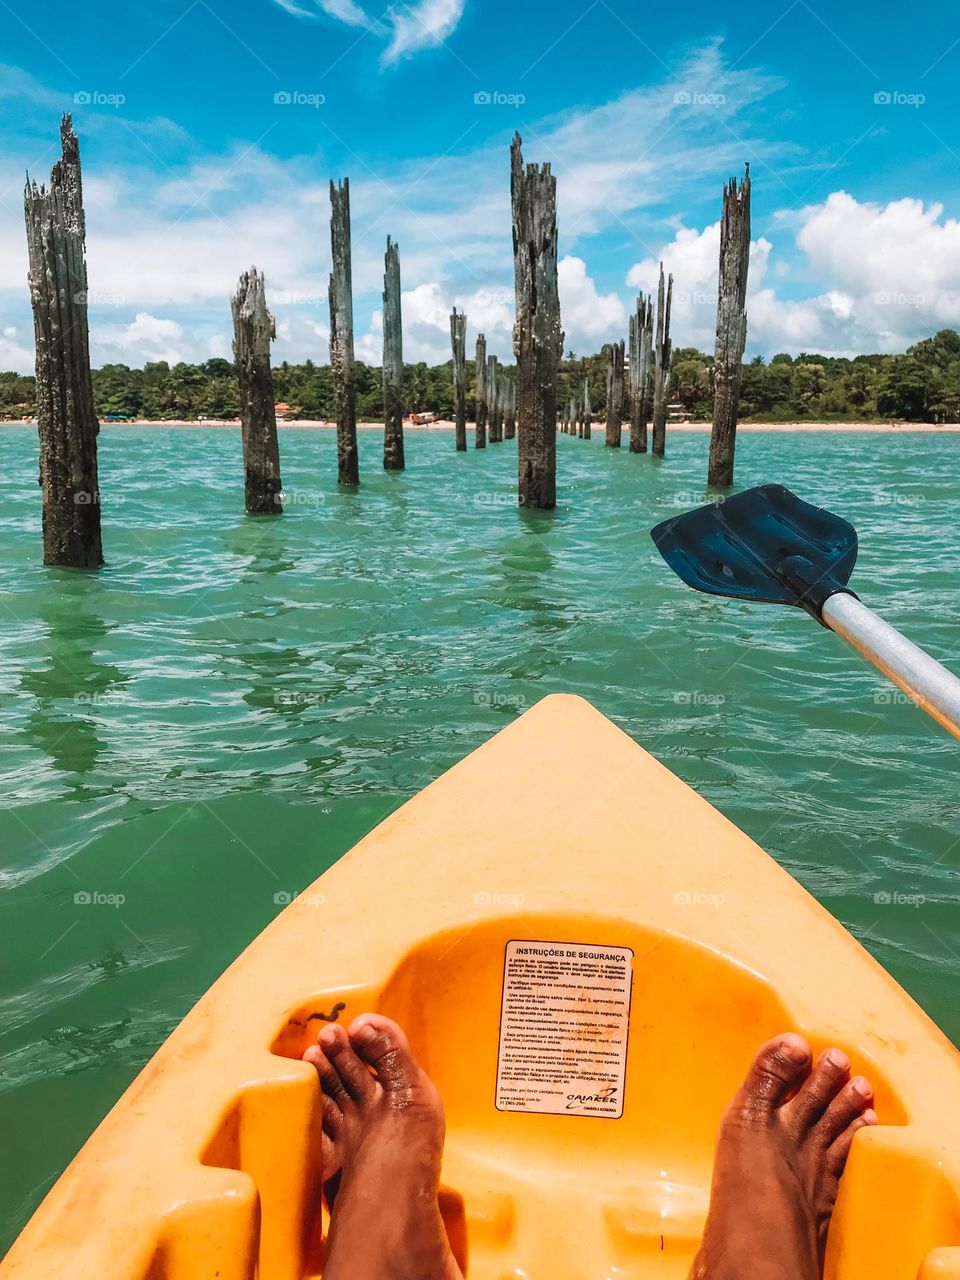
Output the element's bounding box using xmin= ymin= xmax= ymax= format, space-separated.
xmin=581 ymin=378 xmax=591 ymax=439
xmin=329 ymin=177 xmax=359 ymax=486
xmin=638 ymin=294 xmax=654 ymax=453
xmin=511 ymin=134 xmax=561 ymax=509
xmin=504 ymin=378 xmax=516 ymax=440
xmin=450 ymin=307 xmax=468 ymax=451
xmin=605 ymin=340 xmax=625 ymax=447
xmin=232 ymin=267 xmax=282 ymax=515
xmin=651 ymin=263 xmax=673 ymax=458
xmin=474 ymin=333 xmax=487 ymax=448
xmin=382 ymin=236 xmax=405 ymax=472
xmin=709 ymin=165 xmax=751 ymax=488
xmin=567 ymin=396 xmax=576 ymax=438
xmin=24 ymin=115 xmax=102 ymax=568
xmin=628 ymin=295 xmax=651 ymax=453
xmin=487 ymin=354 xmax=501 ymax=442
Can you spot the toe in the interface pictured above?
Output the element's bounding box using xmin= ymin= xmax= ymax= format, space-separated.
xmin=318 ymin=1025 xmax=378 ymax=1103
xmin=348 ymin=1014 xmax=424 ymax=1102
xmin=303 ymin=1043 xmax=352 ymax=1108
xmin=786 ymin=1048 xmax=851 ymax=1133
xmin=826 ymin=1106 xmax=878 ymax=1175
xmin=321 ymin=1092 xmax=344 ymax=1139
xmin=817 ymin=1076 xmax=874 ymax=1147
xmin=729 ymin=1034 xmax=813 ymax=1124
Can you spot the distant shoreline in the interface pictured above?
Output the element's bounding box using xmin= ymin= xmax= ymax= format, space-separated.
xmin=3 ymin=418 xmax=960 ymax=434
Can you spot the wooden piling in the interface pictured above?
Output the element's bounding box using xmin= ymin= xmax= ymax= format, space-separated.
xmin=474 ymin=333 xmax=487 ymax=449
xmin=582 ymin=379 xmax=591 ymax=439
xmin=488 ymin=355 xmax=501 ymax=442
xmin=511 ymin=134 xmax=561 ymax=509
xmin=628 ymin=295 xmax=652 ymax=454
xmin=329 ymin=178 xmax=359 ymax=486
xmin=504 ymin=378 xmax=516 ymax=440
xmin=450 ymin=307 xmax=468 ymax=452
xmin=709 ymin=165 xmax=751 ymax=488
xmin=382 ymin=236 xmax=405 ymax=472
xmin=605 ymin=340 xmax=625 ymax=447
xmin=231 ymin=267 xmax=282 ymax=515
xmin=24 ymin=115 xmax=103 ymax=568
xmin=651 ymin=263 xmax=673 ymax=458
xmin=638 ymin=294 xmax=654 ymax=453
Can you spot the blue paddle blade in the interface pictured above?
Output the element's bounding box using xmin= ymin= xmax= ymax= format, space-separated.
xmin=650 ymin=484 xmax=858 ymax=613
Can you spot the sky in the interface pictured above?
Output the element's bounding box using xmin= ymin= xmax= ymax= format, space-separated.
xmin=1 ymin=0 xmax=960 ymax=372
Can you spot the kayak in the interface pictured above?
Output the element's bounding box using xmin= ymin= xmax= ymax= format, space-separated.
xmin=3 ymin=694 xmax=959 ymax=1279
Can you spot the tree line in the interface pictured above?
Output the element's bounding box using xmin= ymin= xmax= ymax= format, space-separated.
xmin=3 ymin=328 xmax=960 ymax=424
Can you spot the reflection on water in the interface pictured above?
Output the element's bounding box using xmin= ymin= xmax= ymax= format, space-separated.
xmin=20 ymin=588 xmax=128 ymax=794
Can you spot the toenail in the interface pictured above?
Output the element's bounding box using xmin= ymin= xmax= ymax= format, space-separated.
xmin=352 ymin=1022 xmax=378 ymax=1045
xmin=318 ymin=1026 xmax=337 ymax=1047
xmin=851 ymin=1077 xmax=872 ymax=1098
xmin=782 ymin=1040 xmax=810 ymax=1064
xmin=862 ymin=1108 xmax=879 ymax=1125
xmin=825 ymin=1049 xmax=849 ymax=1070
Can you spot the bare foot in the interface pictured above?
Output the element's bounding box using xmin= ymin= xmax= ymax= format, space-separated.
xmin=689 ymin=1034 xmax=878 ymax=1280
xmin=303 ymin=1013 xmax=463 ymax=1280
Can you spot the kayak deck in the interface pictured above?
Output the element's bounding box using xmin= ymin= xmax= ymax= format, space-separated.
xmin=3 ymin=694 xmax=960 ymax=1279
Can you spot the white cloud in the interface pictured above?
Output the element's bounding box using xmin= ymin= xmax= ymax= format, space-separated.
xmin=0 ymin=326 xmax=33 ymax=372
xmin=276 ymin=0 xmax=463 ymax=61
xmin=382 ymin=0 xmax=466 ymax=63
xmin=558 ymin=255 xmax=626 ymax=350
xmin=93 ymin=314 xmax=188 ymax=366
xmin=624 ymin=189 xmax=960 ymax=358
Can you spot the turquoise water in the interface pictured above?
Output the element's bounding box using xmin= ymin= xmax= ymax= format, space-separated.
xmin=1 ymin=423 xmax=958 ymax=1251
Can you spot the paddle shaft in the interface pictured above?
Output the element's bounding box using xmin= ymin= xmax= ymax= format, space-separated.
xmin=822 ymin=592 xmax=960 ymax=740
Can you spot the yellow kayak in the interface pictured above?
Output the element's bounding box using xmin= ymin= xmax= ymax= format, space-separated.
xmin=3 ymin=695 xmax=959 ymax=1279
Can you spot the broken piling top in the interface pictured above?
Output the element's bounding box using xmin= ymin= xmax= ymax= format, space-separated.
xmin=26 ymin=115 xmax=85 ymax=234
xmin=232 ymin=266 xmax=276 ymax=359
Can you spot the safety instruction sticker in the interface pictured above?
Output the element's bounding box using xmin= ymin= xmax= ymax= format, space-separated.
xmin=495 ymin=940 xmax=633 ymax=1118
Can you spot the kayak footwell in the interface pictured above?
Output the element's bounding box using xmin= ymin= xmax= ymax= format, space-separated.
xmin=3 ymin=694 xmax=960 ymax=1279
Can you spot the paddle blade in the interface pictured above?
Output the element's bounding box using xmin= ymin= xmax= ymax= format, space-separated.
xmin=650 ymin=484 xmax=858 ymax=609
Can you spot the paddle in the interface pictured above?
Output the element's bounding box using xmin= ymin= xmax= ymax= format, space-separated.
xmin=651 ymin=483 xmax=960 ymax=740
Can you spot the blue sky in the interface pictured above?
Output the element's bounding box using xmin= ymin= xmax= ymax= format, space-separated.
xmin=1 ymin=0 xmax=959 ymax=372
